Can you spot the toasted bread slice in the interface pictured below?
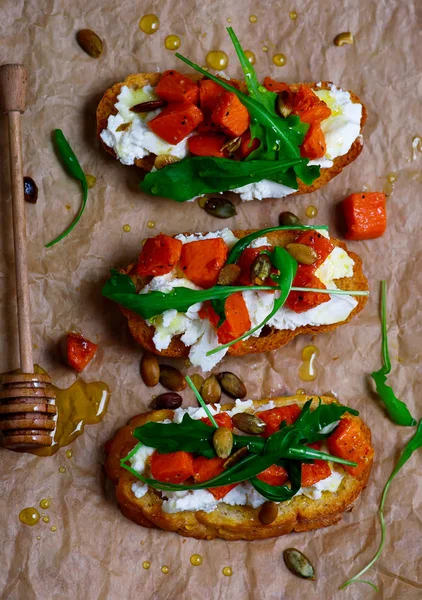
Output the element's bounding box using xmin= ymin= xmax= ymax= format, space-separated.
xmin=96 ymin=73 xmax=367 ymax=196
xmin=119 ymin=229 xmax=368 ymax=359
xmin=104 ymin=396 xmax=373 ymax=540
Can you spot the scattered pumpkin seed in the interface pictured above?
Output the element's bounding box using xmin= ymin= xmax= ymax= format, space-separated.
xmin=159 ymin=365 xmax=186 ymax=392
xmin=130 ymin=99 xmax=167 ymax=113
xmin=250 ymin=253 xmax=272 ymax=285
xmin=76 ymin=29 xmax=103 ymax=58
xmin=283 ymin=548 xmax=316 ymax=580
xmin=204 ymin=197 xmax=237 ymax=219
xmin=217 ymin=264 xmax=241 ymax=286
xmin=258 ymin=501 xmax=278 ymax=524
xmin=232 ymin=412 xmax=265 ymax=434
xmin=333 ymin=31 xmax=354 ymax=46
xmin=221 ymin=136 xmax=241 ymax=154
xmin=201 ymin=374 xmax=221 ymax=404
xmin=23 ymin=177 xmax=38 ymax=203
xmin=150 ymin=392 xmax=182 ymax=410
xmin=223 ymin=446 xmax=248 ymax=469
xmin=116 ymin=122 xmax=131 ymax=132
xmin=285 ymin=243 xmax=318 ymax=265
xmin=277 ymin=90 xmax=294 ymax=118
xmin=278 ymin=211 xmax=302 ymax=226
xmin=140 ymin=353 xmax=160 ymax=387
xmin=189 ymin=374 xmax=204 ymax=394
xmin=213 ymin=426 xmax=233 ymax=459
xmin=154 ymin=154 xmax=181 ymax=170
xmin=217 ymin=372 xmax=247 ymax=399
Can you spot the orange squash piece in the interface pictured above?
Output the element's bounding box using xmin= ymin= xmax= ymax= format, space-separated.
xmin=256 ymin=464 xmax=289 ymax=486
xmin=199 ymin=79 xmax=225 ymax=113
xmin=216 ymin=292 xmax=251 ymax=345
xmin=256 ymin=405 xmax=302 ymax=437
xmin=137 ymin=234 xmax=182 ymax=277
xmin=293 ymin=230 xmax=334 ymax=273
xmin=343 ymin=192 xmax=387 ymax=240
xmin=236 ymin=129 xmax=261 ymax=159
xmin=148 ymin=102 xmax=204 ymax=145
xmin=328 ymin=416 xmax=374 ymax=477
xmin=150 ymin=450 xmax=194 ymax=483
xmin=193 ymin=456 xmax=237 ymax=500
xmin=286 ymin=270 xmax=330 ymax=314
xmin=179 ymin=238 xmax=228 ymax=288
xmin=65 ymin=332 xmax=97 ymax=372
xmin=263 ymin=77 xmax=290 ymax=94
xmin=301 ymin=122 xmax=327 ymax=159
xmin=300 ymin=442 xmax=331 ymax=487
xmin=292 ymin=85 xmax=332 ymax=125
xmin=211 ymin=91 xmax=250 ymax=137
xmin=188 ymin=134 xmax=227 ymax=158
xmin=200 ymin=413 xmax=234 ymax=430
xmin=154 ymin=70 xmax=199 ymax=104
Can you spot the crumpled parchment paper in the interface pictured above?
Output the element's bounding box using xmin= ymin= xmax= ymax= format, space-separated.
xmin=1 ymin=0 xmax=421 ymax=598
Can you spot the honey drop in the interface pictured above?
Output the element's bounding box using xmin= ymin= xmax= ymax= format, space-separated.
xmin=262 ymin=46 xmax=268 ymax=52
xmin=244 ymin=50 xmax=256 ymax=65
xmin=190 ymin=554 xmax=203 ymax=566
xmin=39 ymin=498 xmax=50 ymax=510
xmin=206 ymin=50 xmax=229 ymax=70
xmin=42 ymin=516 xmax=50 ymax=523
xmin=249 ymin=15 xmax=258 ymax=23
xmin=296 ymin=388 xmax=306 ymax=395
xmin=289 ymin=10 xmax=298 ymax=20
xmin=123 ymin=224 xmax=131 ymax=232
xmin=305 ymin=205 xmax=318 ymax=218
xmin=19 ymin=507 xmax=40 ymax=526
xmin=139 ymin=14 xmax=160 ymax=35
xmin=85 ymin=174 xmax=96 ymax=189
xmin=142 ymin=561 xmax=151 ymax=570
xmin=66 ymin=449 xmax=73 ymax=459
xmin=273 ymin=53 xmax=287 ymax=66
xmin=50 ymin=525 xmax=57 ymax=532
xmin=59 ymin=466 xmax=66 ymax=474
xmin=222 ymin=566 xmax=233 ymax=576
xmin=165 ymin=35 xmax=180 ymax=51
xmin=299 ymin=345 xmax=319 ymax=382
xmin=161 ymin=565 xmax=169 ymax=574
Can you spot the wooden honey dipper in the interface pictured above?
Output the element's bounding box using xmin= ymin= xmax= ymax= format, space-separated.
xmin=0 ymin=64 xmax=57 ymax=449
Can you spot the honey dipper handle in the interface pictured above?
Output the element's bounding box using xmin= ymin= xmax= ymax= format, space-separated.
xmin=0 ymin=64 xmax=33 ymax=373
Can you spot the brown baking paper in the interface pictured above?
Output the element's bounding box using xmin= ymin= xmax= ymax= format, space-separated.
xmin=1 ymin=0 xmax=422 ymax=598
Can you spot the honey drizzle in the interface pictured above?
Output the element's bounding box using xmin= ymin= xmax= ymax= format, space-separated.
xmin=298 ymin=345 xmax=319 ymax=382
xmin=28 ymin=366 xmax=110 ymax=457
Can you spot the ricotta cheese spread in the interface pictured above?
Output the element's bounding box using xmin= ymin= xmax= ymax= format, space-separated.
xmin=142 ymin=228 xmax=357 ymax=371
xmin=128 ymin=400 xmax=345 ymax=513
xmin=101 ymin=83 xmax=362 ymax=200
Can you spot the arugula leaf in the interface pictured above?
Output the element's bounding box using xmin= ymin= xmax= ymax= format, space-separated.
xmin=293 ymin=399 xmax=359 ymax=443
xmin=226 ymin=225 xmax=328 ymax=264
xmin=102 ymin=270 xmax=273 ymax=320
xmin=371 ymin=280 xmax=416 ymax=426
xmin=206 ymin=246 xmax=297 ymax=355
xmin=340 ymin=420 xmax=422 ymax=592
xmin=141 ymin=156 xmax=307 ymax=202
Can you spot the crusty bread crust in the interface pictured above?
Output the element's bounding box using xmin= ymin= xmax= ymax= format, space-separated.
xmin=119 ymin=229 xmax=368 ymax=359
xmin=104 ymin=396 xmax=373 ymax=540
xmin=96 ymin=73 xmax=367 ymax=196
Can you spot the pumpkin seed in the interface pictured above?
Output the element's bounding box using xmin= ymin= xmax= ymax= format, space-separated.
xmin=217 ymin=264 xmax=241 ymax=286
xmin=278 ymin=211 xmax=302 ymax=226
xmin=23 ymin=177 xmax=38 ymax=203
xmin=154 ymin=154 xmax=181 ymax=170
xmin=130 ymin=99 xmax=167 ymax=113
xmin=213 ymin=426 xmax=233 ymax=459
xmin=258 ymin=501 xmax=278 ymax=525
xmin=232 ymin=412 xmax=265 ymax=434
xmin=217 ymin=372 xmax=247 ymax=399
xmin=150 ymin=392 xmax=182 ymax=410
xmin=140 ymin=353 xmax=160 ymax=387
xmin=250 ymin=254 xmax=272 ymax=285
xmin=190 ymin=374 xmax=204 ymax=394
xmin=204 ymin=198 xmax=237 ymax=219
xmin=223 ymin=446 xmax=248 ymax=469
xmin=76 ymin=29 xmax=103 ymax=59
xmin=116 ymin=122 xmax=131 ymax=132
xmin=277 ymin=90 xmax=294 ymax=118
xmin=159 ymin=365 xmax=186 ymax=392
xmin=221 ymin=136 xmax=241 ymax=154
xmin=285 ymin=243 xmax=318 ymax=265
xmin=283 ymin=548 xmax=316 ymax=580
xmin=201 ymin=374 xmax=221 ymax=404
xmin=333 ymin=31 xmax=354 ymax=46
